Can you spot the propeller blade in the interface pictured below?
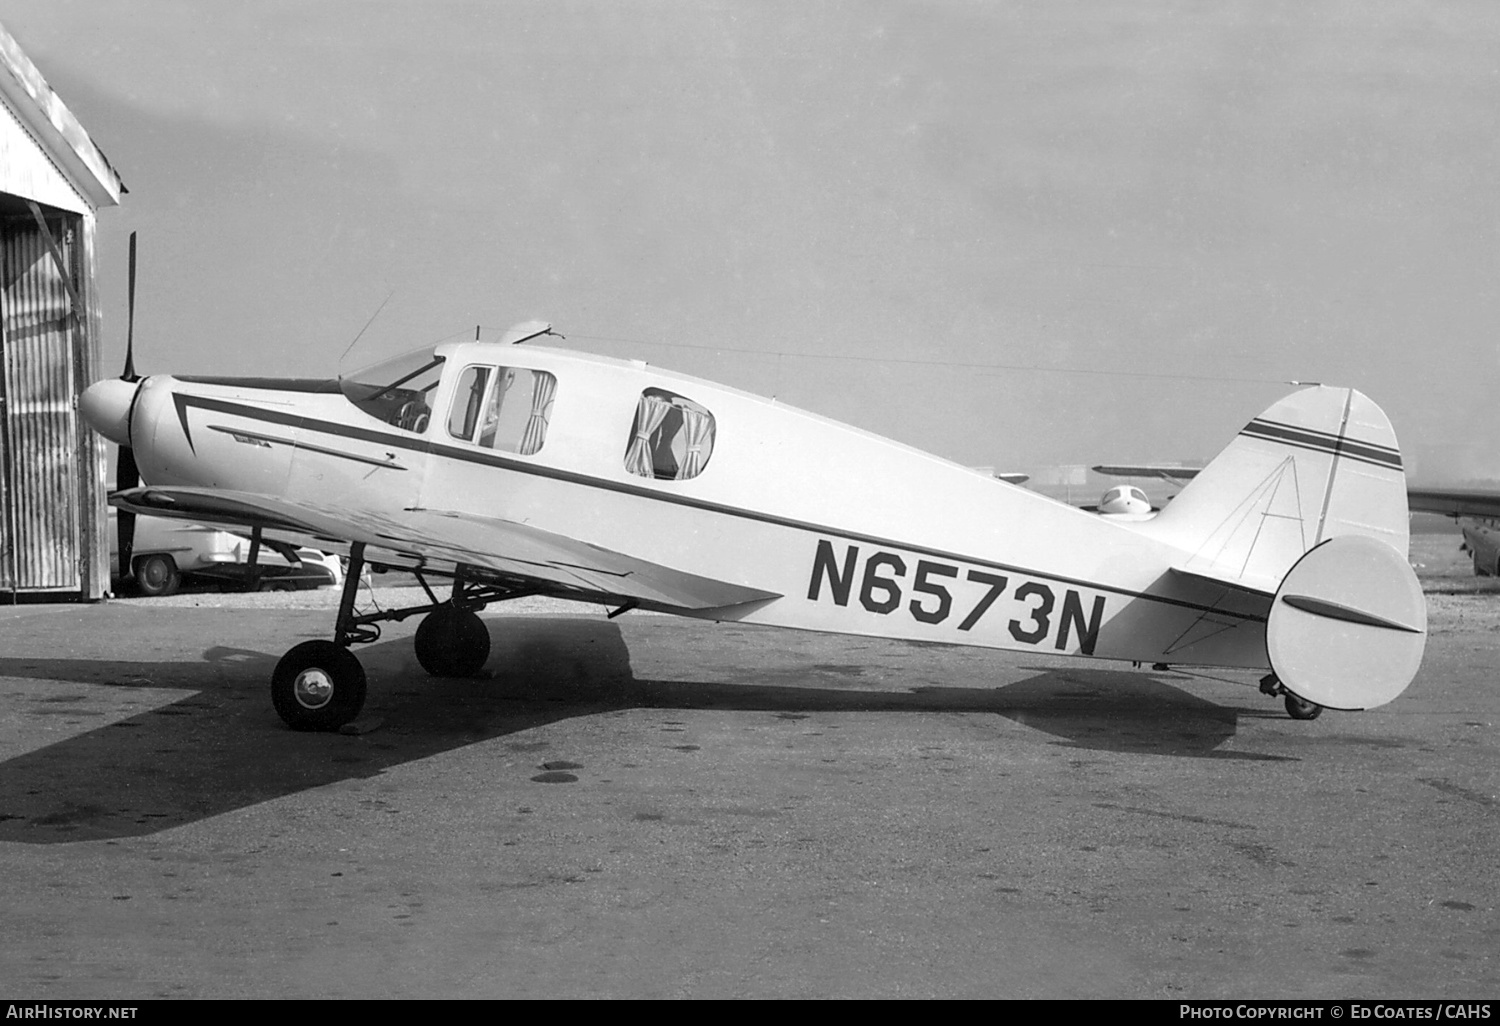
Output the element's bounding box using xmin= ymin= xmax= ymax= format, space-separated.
xmin=116 ymin=445 xmax=139 ymax=579
xmin=122 ymin=232 xmax=138 ymax=381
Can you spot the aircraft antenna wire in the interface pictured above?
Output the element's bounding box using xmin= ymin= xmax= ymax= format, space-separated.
xmin=339 ymin=289 xmax=398 ymax=366
xmin=555 ymin=332 xmax=1304 ymax=387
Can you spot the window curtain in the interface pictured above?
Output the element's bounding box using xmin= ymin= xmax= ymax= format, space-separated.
xmin=479 ymin=368 xmax=517 ymax=448
xmin=518 ymin=373 xmax=557 ymax=455
xmin=677 ymin=403 xmax=715 ymax=479
xmin=625 ymin=395 xmax=673 ymax=477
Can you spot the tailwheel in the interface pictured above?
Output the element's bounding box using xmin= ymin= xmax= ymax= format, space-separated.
xmin=1284 ymin=693 xmax=1324 ymax=721
xmin=272 ymin=640 xmax=367 ymax=731
xmin=414 ymin=606 xmax=491 ymax=677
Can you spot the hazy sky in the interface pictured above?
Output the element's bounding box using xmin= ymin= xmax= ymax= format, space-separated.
xmin=5 ymin=1 xmax=1498 ymax=477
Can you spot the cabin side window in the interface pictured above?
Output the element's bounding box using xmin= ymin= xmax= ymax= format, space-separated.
xmin=447 ymin=367 xmax=491 ymax=440
xmin=446 ymin=365 xmax=557 ymax=455
xmin=624 ymin=388 xmax=716 ymax=481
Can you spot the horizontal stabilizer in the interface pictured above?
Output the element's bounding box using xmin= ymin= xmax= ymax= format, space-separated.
xmin=1164 ymin=565 xmax=1274 ymax=598
xmin=1266 ymin=535 xmax=1425 ymax=710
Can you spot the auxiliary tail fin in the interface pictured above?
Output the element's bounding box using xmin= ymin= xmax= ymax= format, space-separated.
xmin=1140 ymin=386 xmax=1425 ymax=711
xmin=1142 ymin=386 xmax=1409 ymax=593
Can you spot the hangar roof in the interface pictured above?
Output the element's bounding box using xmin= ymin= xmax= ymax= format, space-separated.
xmin=0 ymin=18 xmax=125 ymax=212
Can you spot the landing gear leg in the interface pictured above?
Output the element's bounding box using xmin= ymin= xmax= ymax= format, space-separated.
xmin=1259 ymin=672 xmax=1324 ymax=721
xmin=270 ymin=542 xmax=372 ymax=731
xmin=414 ymin=569 xmax=491 ymax=677
xmin=268 ymin=554 xmax=541 ymax=729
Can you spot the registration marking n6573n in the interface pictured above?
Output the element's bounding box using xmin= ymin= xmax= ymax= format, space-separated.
xmin=805 ymin=539 xmax=1106 ymax=654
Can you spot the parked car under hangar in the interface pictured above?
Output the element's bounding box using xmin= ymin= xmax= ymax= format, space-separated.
xmin=107 ymin=508 xmax=341 ymax=596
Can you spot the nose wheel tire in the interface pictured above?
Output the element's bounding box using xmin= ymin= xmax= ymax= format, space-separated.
xmin=1284 ymin=693 xmax=1324 ymax=721
xmin=272 ymin=640 xmax=367 ymax=731
xmin=414 ymin=607 xmax=491 ymax=677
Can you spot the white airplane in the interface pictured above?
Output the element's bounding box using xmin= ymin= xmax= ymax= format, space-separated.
xmin=1089 ymin=464 xmax=1201 ymax=516
xmin=78 ymin=324 xmax=1426 ymax=730
xmin=1406 ymin=487 xmax=1500 ymax=577
xmin=1092 ymin=484 xmax=1154 ymax=517
xmin=1007 ymin=466 xmax=1185 ymax=518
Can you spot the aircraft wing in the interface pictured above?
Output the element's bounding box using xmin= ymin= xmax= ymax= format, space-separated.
xmin=110 ymin=486 xmax=781 ymax=611
xmin=1406 ymin=487 xmax=1500 ymax=519
xmin=1091 ymin=464 xmax=1202 ymax=481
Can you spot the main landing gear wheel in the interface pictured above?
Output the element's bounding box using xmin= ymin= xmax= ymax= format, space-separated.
xmin=1284 ymin=693 xmax=1324 ymax=721
xmin=272 ymin=640 xmax=367 ymax=731
xmin=414 ymin=606 xmax=491 ymax=677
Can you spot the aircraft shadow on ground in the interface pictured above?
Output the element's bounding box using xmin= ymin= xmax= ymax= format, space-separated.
xmin=0 ymin=617 xmax=1282 ymax=844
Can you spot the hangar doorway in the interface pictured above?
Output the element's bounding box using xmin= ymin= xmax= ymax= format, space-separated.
xmin=0 ymin=203 xmax=86 ymax=595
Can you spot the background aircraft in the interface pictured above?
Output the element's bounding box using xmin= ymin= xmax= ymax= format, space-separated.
xmin=1407 ymin=487 xmax=1500 ymax=576
xmin=1089 ymin=469 xmax=1500 ymax=577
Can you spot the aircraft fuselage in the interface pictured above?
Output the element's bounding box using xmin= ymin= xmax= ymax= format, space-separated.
xmin=115 ymin=344 xmax=1269 ymax=669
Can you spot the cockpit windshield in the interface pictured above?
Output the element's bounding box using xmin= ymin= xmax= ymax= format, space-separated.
xmin=340 ymin=347 xmax=445 ymax=433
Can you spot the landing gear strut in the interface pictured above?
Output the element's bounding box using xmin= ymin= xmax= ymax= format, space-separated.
xmin=1259 ymin=672 xmax=1324 ymax=721
xmin=268 ymin=545 xmax=537 ymax=731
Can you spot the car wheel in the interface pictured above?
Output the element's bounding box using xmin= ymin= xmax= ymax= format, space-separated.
xmin=133 ymin=554 xmax=181 ymax=597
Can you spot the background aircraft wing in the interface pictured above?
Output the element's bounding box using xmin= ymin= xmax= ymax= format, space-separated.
xmin=1094 ymin=473 xmax=1494 ymax=521
xmin=1406 ymin=487 xmax=1500 ymax=519
xmin=1091 ymin=464 xmax=1202 ymax=481
xmin=110 ymin=486 xmax=781 ymax=611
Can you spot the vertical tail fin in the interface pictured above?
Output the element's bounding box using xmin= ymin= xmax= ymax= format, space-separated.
xmin=1141 ymin=386 xmax=1423 ymax=711
xmin=1140 ymin=386 xmax=1409 ymax=592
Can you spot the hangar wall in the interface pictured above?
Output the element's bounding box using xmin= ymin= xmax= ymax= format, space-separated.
xmin=0 ymin=20 xmax=121 ymax=600
xmin=0 ymin=211 xmax=96 ymax=593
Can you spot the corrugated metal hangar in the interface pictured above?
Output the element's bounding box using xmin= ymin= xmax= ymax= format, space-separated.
xmin=0 ymin=21 xmax=124 ymax=601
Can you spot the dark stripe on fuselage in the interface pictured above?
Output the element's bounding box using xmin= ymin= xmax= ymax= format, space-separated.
xmin=1240 ymin=418 xmax=1402 ymax=470
xmin=171 ymin=389 xmax=1270 ymax=623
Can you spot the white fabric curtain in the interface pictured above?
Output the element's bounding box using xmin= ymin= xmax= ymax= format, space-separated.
xmin=624 ymin=395 xmax=673 ymax=477
xmin=479 ymin=368 xmax=518 ymax=448
xmin=518 ymin=372 xmax=557 ymax=455
xmin=677 ymin=403 xmax=715 ymax=479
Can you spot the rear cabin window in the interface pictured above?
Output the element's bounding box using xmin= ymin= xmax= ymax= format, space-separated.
xmin=624 ymin=388 xmax=716 ymax=480
xmin=447 ymin=365 xmax=557 ymax=455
